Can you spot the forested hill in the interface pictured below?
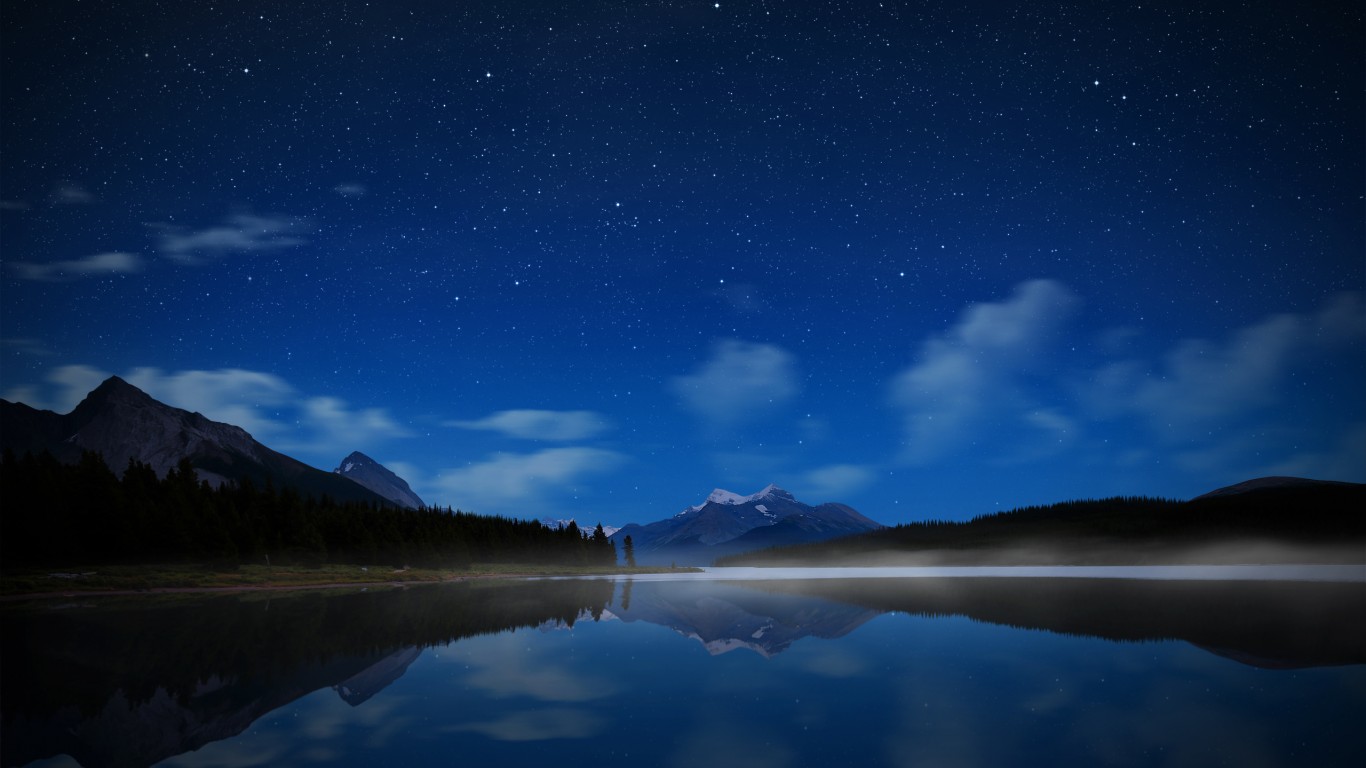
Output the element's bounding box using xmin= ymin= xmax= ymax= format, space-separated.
xmin=717 ymin=481 xmax=1366 ymax=566
xmin=0 ymin=450 xmax=616 ymax=568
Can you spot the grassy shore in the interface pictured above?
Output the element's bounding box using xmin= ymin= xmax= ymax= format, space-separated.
xmin=0 ymin=562 xmax=700 ymax=599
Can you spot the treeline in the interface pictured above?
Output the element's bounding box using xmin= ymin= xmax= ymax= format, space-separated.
xmin=0 ymin=450 xmax=617 ymax=568
xmin=719 ymin=486 xmax=1366 ymax=566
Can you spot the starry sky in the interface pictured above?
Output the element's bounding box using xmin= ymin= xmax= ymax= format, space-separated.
xmin=2 ymin=1 xmax=1363 ymax=526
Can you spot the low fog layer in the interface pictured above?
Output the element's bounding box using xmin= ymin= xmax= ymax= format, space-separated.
xmin=583 ymin=563 xmax=1365 ymax=583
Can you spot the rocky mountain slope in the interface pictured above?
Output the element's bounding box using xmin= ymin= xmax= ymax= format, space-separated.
xmin=0 ymin=376 xmax=391 ymax=506
xmin=335 ymin=451 xmax=425 ymax=509
xmin=612 ymin=484 xmax=883 ymax=565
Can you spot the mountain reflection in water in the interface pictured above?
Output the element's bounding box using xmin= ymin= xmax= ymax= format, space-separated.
xmin=1 ymin=573 xmax=1362 ymax=767
xmin=1 ymin=580 xmax=613 ymax=768
xmin=724 ymin=576 xmax=1366 ymax=668
xmin=611 ymin=579 xmax=879 ymax=657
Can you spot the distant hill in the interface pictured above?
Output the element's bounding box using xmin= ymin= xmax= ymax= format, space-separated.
xmin=718 ymin=479 xmax=1366 ymax=566
xmin=335 ymin=451 xmax=424 ymax=509
xmin=612 ymin=484 xmax=883 ymax=565
xmin=1193 ymin=475 xmax=1361 ymax=499
xmin=0 ymin=376 xmax=390 ymax=506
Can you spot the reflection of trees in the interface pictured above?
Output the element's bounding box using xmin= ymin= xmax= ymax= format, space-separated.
xmin=0 ymin=579 xmax=614 ymax=767
xmin=736 ymin=578 xmax=1366 ymax=668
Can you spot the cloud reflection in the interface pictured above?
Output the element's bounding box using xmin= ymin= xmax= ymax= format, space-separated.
xmin=446 ymin=708 xmax=606 ymax=742
xmin=798 ymin=647 xmax=870 ymax=678
xmin=439 ymin=638 xmax=621 ymax=703
xmin=668 ymin=718 xmax=797 ymax=768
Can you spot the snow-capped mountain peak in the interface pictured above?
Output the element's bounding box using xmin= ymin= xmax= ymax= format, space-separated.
xmin=617 ymin=483 xmax=885 ymax=564
xmin=687 ymin=484 xmax=791 ymax=512
xmin=539 ymin=518 xmax=620 ymax=538
xmin=704 ymin=487 xmax=754 ymax=506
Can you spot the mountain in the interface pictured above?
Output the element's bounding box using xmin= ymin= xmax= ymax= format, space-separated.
xmin=538 ymin=518 xmax=620 ymax=538
xmin=0 ymin=376 xmax=391 ymax=506
xmin=612 ymin=484 xmax=883 ymax=565
xmin=1192 ymin=475 xmax=1360 ymax=499
xmin=335 ymin=451 xmax=425 ymax=509
xmin=722 ymin=478 xmax=1366 ymax=567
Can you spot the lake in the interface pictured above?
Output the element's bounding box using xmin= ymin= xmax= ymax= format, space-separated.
xmin=3 ymin=567 xmax=1364 ymax=767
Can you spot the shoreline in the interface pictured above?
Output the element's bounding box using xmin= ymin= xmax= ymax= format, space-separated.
xmin=0 ymin=564 xmax=701 ymax=602
xmin=7 ymin=562 xmax=1363 ymax=602
xmin=0 ymin=575 xmax=501 ymax=602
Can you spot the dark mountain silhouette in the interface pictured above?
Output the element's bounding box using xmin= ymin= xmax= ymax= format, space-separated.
xmin=1193 ymin=475 xmax=1361 ymax=499
xmin=611 ymin=484 xmax=883 ymax=565
xmin=334 ymin=451 xmax=425 ymax=509
xmin=721 ymin=479 xmax=1366 ymax=566
xmin=0 ymin=376 xmax=391 ymax=506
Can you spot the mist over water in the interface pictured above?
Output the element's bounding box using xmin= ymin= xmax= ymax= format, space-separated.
xmin=582 ymin=564 xmax=1366 ymax=582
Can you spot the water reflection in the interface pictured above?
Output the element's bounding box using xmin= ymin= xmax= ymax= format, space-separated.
xmin=1 ymin=580 xmax=612 ymax=768
xmin=612 ymin=579 xmax=878 ymax=657
xmin=1 ymin=574 xmax=1362 ymax=767
xmin=723 ymin=576 xmax=1366 ymax=668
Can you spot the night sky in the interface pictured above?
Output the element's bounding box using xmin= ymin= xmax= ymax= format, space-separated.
xmin=3 ymin=1 xmax=1363 ymax=526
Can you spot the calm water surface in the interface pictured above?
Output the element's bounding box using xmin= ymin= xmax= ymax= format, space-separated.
xmin=3 ymin=568 xmax=1364 ymax=767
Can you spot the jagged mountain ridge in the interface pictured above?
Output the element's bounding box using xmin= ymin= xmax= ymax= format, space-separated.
xmin=335 ymin=451 xmax=425 ymax=509
xmin=538 ymin=518 xmax=621 ymax=538
xmin=0 ymin=376 xmax=392 ymax=506
xmin=612 ymin=484 xmax=883 ymax=565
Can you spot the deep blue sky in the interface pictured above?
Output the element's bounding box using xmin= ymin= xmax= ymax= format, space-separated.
xmin=3 ymin=1 xmax=1363 ymax=526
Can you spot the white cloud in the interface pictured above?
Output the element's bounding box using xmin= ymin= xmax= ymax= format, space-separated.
xmin=444 ymin=640 xmax=621 ymax=703
xmin=797 ymin=464 xmax=876 ymax=501
xmin=2 ymin=364 xmax=110 ymax=412
xmin=53 ymin=182 xmax=94 ymax=204
xmin=293 ymin=396 xmax=410 ymax=449
xmin=447 ymin=709 xmax=607 ymax=742
xmin=10 ymin=251 xmax=143 ymax=281
xmin=671 ymin=339 xmax=799 ymax=429
xmin=125 ymin=366 xmax=295 ymax=438
xmin=0 ymin=337 xmax=53 ymax=357
xmin=889 ymin=279 xmax=1078 ymax=463
xmin=1258 ymin=422 xmax=1366 ymax=482
xmin=1087 ymin=292 xmax=1366 ymax=441
xmin=5 ymin=364 xmax=407 ymax=460
xmin=432 ymin=447 xmax=625 ymax=514
xmin=334 ymin=183 xmax=367 ymax=197
xmin=447 ymin=409 xmax=609 ymax=441
xmin=151 ymin=213 xmax=309 ymax=265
